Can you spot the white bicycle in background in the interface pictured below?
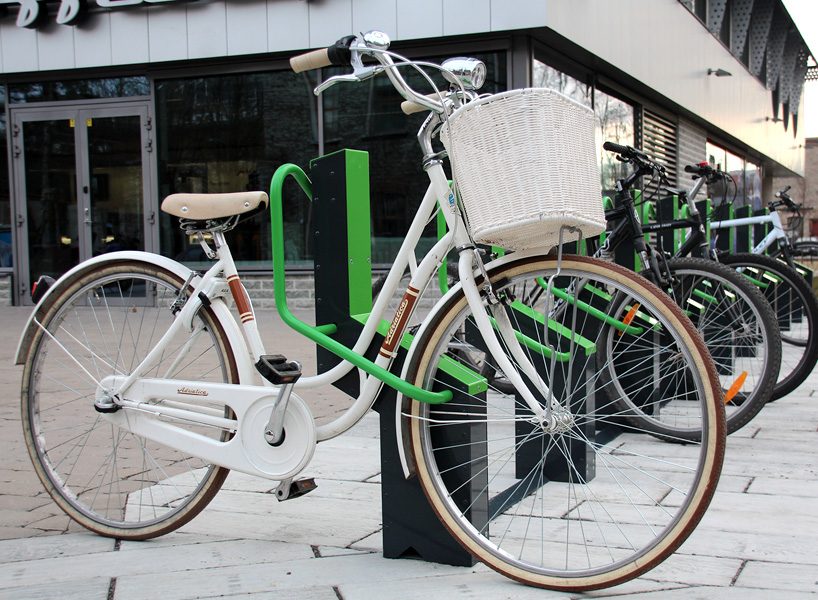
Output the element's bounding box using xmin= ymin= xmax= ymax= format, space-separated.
xmin=16 ymin=31 xmax=725 ymax=592
xmin=687 ymin=170 xmax=818 ymax=399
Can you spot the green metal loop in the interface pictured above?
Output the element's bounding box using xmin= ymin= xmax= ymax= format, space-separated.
xmin=269 ymin=163 xmax=452 ymax=404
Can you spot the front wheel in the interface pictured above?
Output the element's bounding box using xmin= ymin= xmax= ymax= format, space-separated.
xmin=405 ymin=255 xmax=725 ymax=591
xmin=20 ymin=259 xmax=238 ymax=540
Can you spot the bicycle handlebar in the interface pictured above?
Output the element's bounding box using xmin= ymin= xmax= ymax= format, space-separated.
xmin=290 ymin=36 xmax=355 ymax=73
xmin=602 ymin=141 xmax=629 ymax=155
xmin=772 ymin=186 xmax=800 ymax=212
xmin=603 ymin=141 xmax=670 ymax=193
xmin=775 ymin=185 xmax=792 ymax=200
xmin=290 ymin=32 xmax=445 ymax=116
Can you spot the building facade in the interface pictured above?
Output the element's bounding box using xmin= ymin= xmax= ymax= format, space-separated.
xmin=0 ymin=0 xmax=812 ymax=305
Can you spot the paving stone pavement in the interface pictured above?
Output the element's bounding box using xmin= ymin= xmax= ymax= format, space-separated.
xmin=1 ymin=304 xmax=817 ymax=599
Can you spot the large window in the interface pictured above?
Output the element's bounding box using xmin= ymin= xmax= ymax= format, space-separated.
xmin=595 ymin=90 xmax=635 ymax=195
xmin=324 ymin=51 xmax=507 ymax=265
xmin=533 ymin=58 xmax=635 ymax=196
xmin=0 ymin=86 xmax=9 ymax=269
xmin=532 ymin=61 xmax=591 ymax=107
xmin=10 ymin=77 xmax=149 ymax=104
xmin=706 ymin=141 xmax=763 ymax=209
xmin=156 ymin=71 xmax=318 ymax=269
xmin=156 ymin=52 xmax=506 ymax=270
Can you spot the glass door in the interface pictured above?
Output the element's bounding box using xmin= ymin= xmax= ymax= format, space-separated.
xmin=12 ymin=103 xmax=152 ymax=304
xmin=80 ymin=109 xmax=147 ymax=260
xmin=17 ymin=116 xmax=80 ymax=292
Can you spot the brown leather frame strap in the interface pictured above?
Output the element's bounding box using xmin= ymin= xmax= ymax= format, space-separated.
xmin=379 ymin=285 xmax=419 ymax=358
xmin=227 ymin=274 xmax=254 ymax=323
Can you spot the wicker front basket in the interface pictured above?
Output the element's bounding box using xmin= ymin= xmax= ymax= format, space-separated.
xmin=440 ymin=88 xmax=605 ymax=251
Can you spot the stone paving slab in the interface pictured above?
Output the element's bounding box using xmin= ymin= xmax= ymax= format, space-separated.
xmin=1 ymin=305 xmax=817 ymax=598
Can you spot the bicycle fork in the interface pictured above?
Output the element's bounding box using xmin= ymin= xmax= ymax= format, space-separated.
xmin=456 ymin=248 xmax=556 ymax=427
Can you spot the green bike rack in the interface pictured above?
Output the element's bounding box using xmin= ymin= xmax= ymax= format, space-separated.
xmin=269 ymin=159 xmax=451 ymax=405
xmin=275 ymin=150 xmax=488 ymax=567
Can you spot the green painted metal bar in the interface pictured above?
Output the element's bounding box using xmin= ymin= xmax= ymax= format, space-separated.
xmin=535 ymin=277 xmax=645 ymax=334
xmin=740 ymin=274 xmax=770 ymax=289
xmin=509 ymin=300 xmax=596 ymax=355
xmin=269 ymin=163 xmax=452 ymax=405
xmin=691 ymin=288 xmax=718 ymax=304
xmin=437 ymin=209 xmax=450 ymax=295
xmin=486 ymin=315 xmax=570 ymax=362
xmin=351 ymin=313 xmax=489 ymax=395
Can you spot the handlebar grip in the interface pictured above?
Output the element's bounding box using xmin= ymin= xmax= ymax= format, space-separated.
xmin=684 ymin=165 xmax=699 ymax=173
xmin=603 ymin=141 xmax=629 ymax=154
xmin=290 ymin=35 xmax=356 ymax=73
xmin=400 ymin=93 xmax=444 ymax=115
xmin=290 ymin=48 xmax=332 ymax=73
xmin=401 ymin=99 xmax=428 ymax=115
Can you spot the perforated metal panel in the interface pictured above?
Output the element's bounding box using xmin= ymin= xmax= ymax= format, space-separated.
xmin=748 ymin=0 xmax=774 ymax=76
xmin=707 ymin=0 xmax=728 ymax=34
xmin=789 ymin=48 xmax=809 ymax=116
xmin=779 ymin=31 xmax=801 ymax=107
xmin=765 ymin=5 xmax=789 ymax=90
xmin=731 ymin=0 xmax=754 ymax=59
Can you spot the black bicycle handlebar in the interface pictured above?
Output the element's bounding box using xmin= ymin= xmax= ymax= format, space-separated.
xmin=603 ymin=141 xmax=629 ymax=155
xmin=775 ymin=185 xmax=792 ymax=199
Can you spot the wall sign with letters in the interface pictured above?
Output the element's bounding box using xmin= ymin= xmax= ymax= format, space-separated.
xmin=0 ymin=0 xmax=190 ymax=28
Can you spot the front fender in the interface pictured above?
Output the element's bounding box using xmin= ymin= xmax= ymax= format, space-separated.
xmin=13 ymin=252 xmax=254 ymax=384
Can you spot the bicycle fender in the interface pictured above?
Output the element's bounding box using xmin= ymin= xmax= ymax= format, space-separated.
xmin=14 ymin=252 xmax=254 ymax=384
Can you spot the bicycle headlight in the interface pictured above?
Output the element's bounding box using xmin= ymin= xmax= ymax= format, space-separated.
xmin=441 ymin=57 xmax=487 ymax=90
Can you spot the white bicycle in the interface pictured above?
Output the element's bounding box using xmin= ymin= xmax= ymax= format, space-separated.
xmin=684 ymin=168 xmax=818 ymax=398
xmin=16 ymin=31 xmax=725 ymax=592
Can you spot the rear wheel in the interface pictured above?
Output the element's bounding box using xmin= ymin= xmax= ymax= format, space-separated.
xmin=406 ymin=254 xmax=725 ymax=591
xmin=628 ymin=257 xmax=781 ymax=436
xmin=21 ymin=260 xmax=237 ymax=539
xmin=719 ymin=252 xmax=818 ymax=399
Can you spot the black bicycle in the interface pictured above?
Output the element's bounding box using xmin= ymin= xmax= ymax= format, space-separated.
xmin=586 ymin=142 xmax=781 ymax=436
xmin=663 ymin=162 xmax=818 ymax=400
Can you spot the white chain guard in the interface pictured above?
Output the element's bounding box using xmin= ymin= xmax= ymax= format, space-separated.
xmin=240 ymin=393 xmax=316 ymax=480
xmin=100 ymin=376 xmax=316 ymax=481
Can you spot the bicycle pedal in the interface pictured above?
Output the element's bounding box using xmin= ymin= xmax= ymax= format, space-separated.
xmin=256 ymin=354 xmax=302 ymax=385
xmin=275 ymin=478 xmax=317 ymax=501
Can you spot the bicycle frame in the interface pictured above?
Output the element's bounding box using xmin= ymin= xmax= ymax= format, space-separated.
xmin=18 ymin=42 xmax=560 ymax=483
xmin=37 ymin=153 xmax=551 ymax=483
xmin=710 ymin=209 xmax=788 ymax=255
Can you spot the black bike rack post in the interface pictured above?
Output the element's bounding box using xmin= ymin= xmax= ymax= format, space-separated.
xmin=657 ymin=195 xmax=679 ymax=255
xmin=753 ymin=209 xmax=770 ymax=250
xmin=734 ymin=206 xmax=752 ymax=252
xmin=509 ymin=305 xmax=597 ymax=482
xmin=713 ymin=203 xmax=733 ymax=254
xmin=310 ymin=149 xmax=481 ymax=567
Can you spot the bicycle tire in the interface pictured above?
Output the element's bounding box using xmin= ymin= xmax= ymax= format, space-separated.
xmin=718 ymin=252 xmax=818 ymax=399
xmin=619 ymin=257 xmax=780 ymax=437
xmin=405 ymin=254 xmax=725 ymax=591
xmin=21 ymin=259 xmax=237 ymax=540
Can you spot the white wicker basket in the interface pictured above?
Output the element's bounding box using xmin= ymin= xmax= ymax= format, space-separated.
xmin=440 ymin=88 xmax=605 ymax=251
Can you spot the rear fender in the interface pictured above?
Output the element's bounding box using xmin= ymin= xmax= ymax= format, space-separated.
xmin=14 ymin=251 xmax=254 ymax=384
